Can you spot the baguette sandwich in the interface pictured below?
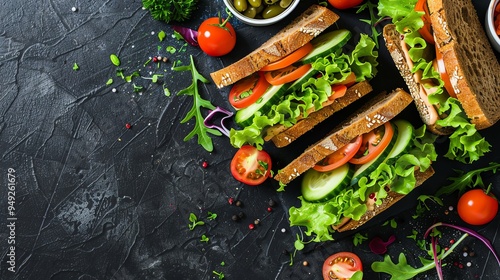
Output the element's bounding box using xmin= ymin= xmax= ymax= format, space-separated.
xmin=380 ymin=0 xmax=498 ymax=163
xmin=277 ymin=88 xmax=437 ymax=240
xmin=210 ymin=5 xmax=378 ymax=149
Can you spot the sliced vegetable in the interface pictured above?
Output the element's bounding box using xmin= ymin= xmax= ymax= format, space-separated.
xmin=433 ymin=43 xmax=456 ymax=98
xmin=414 ymin=0 xmax=434 ymax=44
xmin=264 ymin=64 xmax=312 ymax=85
xmin=386 ymin=119 xmax=414 ymax=159
xmin=314 ymin=135 xmax=362 ymax=172
xmin=457 ymin=187 xmax=498 ymax=225
xmin=322 ymin=252 xmax=363 ymax=280
xmin=302 ymin=163 xmax=353 ymax=202
xmin=260 ymin=43 xmax=313 ymax=71
xmin=234 ymin=84 xmax=287 ymax=127
xmin=327 ymin=0 xmax=364 ymax=10
xmin=203 ymin=106 xmax=234 ymax=137
xmin=230 ymin=145 xmax=272 ymax=186
xmin=300 ymin=29 xmax=352 ymax=64
xmin=349 ymin=122 xmax=394 ymax=165
xmin=369 ymin=235 xmax=396 ymax=255
xmin=172 ymin=25 xmax=199 ymax=46
xmin=229 ymin=72 xmax=270 ymax=109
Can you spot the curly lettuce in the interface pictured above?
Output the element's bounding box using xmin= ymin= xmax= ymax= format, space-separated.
xmin=230 ymin=34 xmax=378 ymax=149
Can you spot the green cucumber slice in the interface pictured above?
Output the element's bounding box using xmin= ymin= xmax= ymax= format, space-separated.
xmin=234 ymin=84 xmax=287 ymax=127
xmin=387 ymin=119 xmax=414 ymax=159
xmin=300 ymin=29 xmax=352 ymax=64
xmin=285 ymin=67 xmax=318 ymax=94
xmin=302 ymin=163 xmax=353 ymax=202
xmin=350 ymin=123 xmax=399 ymax=186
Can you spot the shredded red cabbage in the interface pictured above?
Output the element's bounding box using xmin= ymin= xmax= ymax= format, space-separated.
xmin=369 ymin=235 xmax=396 ymax=254
xmin=203 ymin=106 xmax=233 ymax=137
xmin=172 ymin=26 xmax=198 ymax=47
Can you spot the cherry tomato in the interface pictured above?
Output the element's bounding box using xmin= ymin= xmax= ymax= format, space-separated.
xmin=457 ymin=189 xmax=499 ymax=225
xmin=260 ymin=43 xmax=313 ymax=71
xmin=433 ymin=44 xmax=456 ymax=98
xmin=230 ymin=145 xmax=272 ymax=186
xmin=349 ymin=122 xmax=394 ymax=165
xmin=229 ymin=72 xmax=270 ymax=109
xmin=414 ymin=0 xmax=435 ymax=44
xmin=322 ymin=252 xmax=363 ymax=280
xmin=327 ymin=0 xmax=364 ymax=10
xmin=198 ymin=17 xmax=236 ymax=57
xmin=314 ymin=135 xmax=362 ymax=172
xmin=264 ymin=64 xmax=312 ymax=85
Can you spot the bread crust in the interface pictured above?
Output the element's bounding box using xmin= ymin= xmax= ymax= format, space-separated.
xmin=210 ymin=5 xmax=339 ymax=88
xmin=273 ymin=88 xmax=413 ymax=185
xmin=428 ymin=0 xmax=500 ymax=129
xmin=269 ymin=81 xmax=373 ymax=148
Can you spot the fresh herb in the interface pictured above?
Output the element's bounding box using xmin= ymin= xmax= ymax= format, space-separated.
xmin=110 ymin=54 xmax=120 ymax=66
xmin=200 ymin=234 xmax=209 ymax=242
xmin=116 ymin=69 xmax=125 ymax=79
xmin=212 ymin=270 xmax=224 ymax=279
xmin=383 ymin=218 xmax=397 ymax=229
xmin=133 ymin=84 xmax=143 ymax=92
xmin=435 ymin=162 xmax=500 ymax=197
xmin=166 ymin=46 xmax=176 ymax=54
xmin=163 ymin=85 xmax=171 ymax=96
xmin=413 ymin=195 xmax=443 ymax=219
xmin=125 ymin=71 xmax=140 ymax=83
xmin=72 ymin=62 xmax=79 ymax=71
xmin=106 ymin=78 xmax=113 ymax=86
xmin=142 ymin=0 xmax=197 ymax=24
xmin=357 ymin=0 xmax=382 ymax=48
xmin=406 ymin=230 xmax=418 ymax=241
xmin=353 ymin=232 xmax=368 ymax=246
xmin=220 ymin=261 xmax=225 ymax=266
xmin=151 ymin=74 xmax=163 ymax=83
xmin=188 ymin=213 xmax=205 ymax=230
xmin=207 ymin=211 xmax=217 ymax=221
xmin=173 ymin=55 xmax=221 ymax=152
xmin=158 ymin=30 xmax=166 ymax=42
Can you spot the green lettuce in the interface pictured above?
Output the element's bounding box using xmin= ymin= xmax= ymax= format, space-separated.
xmin=289 ymin=124 xmax=437 ymax=242
xmin=377 ymin=0 xmax=490 ymax=163
xmin=229 ymin=34 xmax=378 ymax=149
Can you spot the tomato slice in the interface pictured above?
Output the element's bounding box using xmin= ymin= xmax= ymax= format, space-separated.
xmin=230 ymin=145 xmax=272 ymax=186
xmin=314 ymin=135 xmax=362 ymax=172
xmin=260 ymin=43 xmax=313 ymax=71
xmin=264 ymin=64 xmax=312 ymax=85
xmin=229 ymin=72 xmax=270 ymax=109
xmin=337 ymin=72 xmax=357 ymax=87
xmin=322 ymin=252 xmax=363 ymax=280
xmin=433 ymin=44 xmax=457 ymax=98
xmin=329 ymin=84 xmax=348 ymax=101
xmin=414 ymin=0 xmax=434 ymax=44
xmin=349 ymin=122 xmax=394 ymax=165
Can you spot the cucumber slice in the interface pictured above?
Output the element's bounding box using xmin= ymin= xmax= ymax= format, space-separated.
xmin=234 ymin=84 xmax=287 ymax=127
xmin=300 ymin=29 xmax=352 ymax=64
xmin=387 ymin=119 xmax=414 ymax=159
xmin=350 ymin=123 xmax=399 ymax=186
xmin=285 ymin=67 xmax=318 ymax=94
xmin=302 ymin=163 xmax=353 ymax=202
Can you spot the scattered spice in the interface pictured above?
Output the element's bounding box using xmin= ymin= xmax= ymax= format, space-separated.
xmin=231 ymin=214 xmax=239 ymax=221
xmin=268 ymin=199 xmax=277 ymax=207
xmin=71 ymin=7 xmax=77 ymax=12
xmin=267 ymin=207 xmax=273 ymax=213
xmin=254 ymin=219 xmax=260 ymax=225
xmin=125 ymin=123 xmax=132 ymax=129
xmin=228 ymin=197 xmax=234 ymax=205
xmin=248 ymin=223 xmax=255 ymax=230
xmin=237 ymin=212 xmax=245 ymax=219
xmin=235 ymin=200 xmax=243 ymax=207
xmin=302 ymin=261 xmax=309 ymax=266
xmin=201 ymin=161 xmax=208 ymax=168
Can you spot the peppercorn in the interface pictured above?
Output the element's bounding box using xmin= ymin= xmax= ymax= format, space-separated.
xmin=228 ymin=197 xmax=234 ymax=205
xmin=231 ymin=214 xmax=239 ymax=221
xmin=267 ymin=207 xmax=273 ymax=213
xmin=201 ymin=161 xmax=208 ymax=168
xmin=268 ymin=199 xmax=277 ymax=207
xmin=302 ymin=261 xmax=309 ymax=266
xmin=238 ymin=211 xmax=245 ymax=219
xmin=162 ymin=57 xmax=168 ymax=63
xmin=235 ymin=200 xmax=243 ymax=207
xmin=254 ymin=219 xmax=260 ymax=225
xmin=152 ymin=56 xmax=158 ymax=63
xmin=248 ymin=223 xmax=255 ymax=230
xmin=125 ymin=123 xmax=132 ymax=129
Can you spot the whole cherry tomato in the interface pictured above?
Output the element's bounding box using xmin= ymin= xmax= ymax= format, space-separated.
xmin=198 ymin=16 xmax=236 ymax=57
xmin=328 ymin=0 xmax=364 ymax=10
xmin=457 ymin=188 xmax=499 ymax=225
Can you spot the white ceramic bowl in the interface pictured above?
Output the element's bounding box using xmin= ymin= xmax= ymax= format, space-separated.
xmin=486 ymin=0 xmax=500 ymax=53
xmin=223 ymin=0 xmax=300 ymax=26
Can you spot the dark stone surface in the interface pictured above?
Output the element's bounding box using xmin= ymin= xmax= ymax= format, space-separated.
xmin=1 ymin=0 xmax=499 ymax=279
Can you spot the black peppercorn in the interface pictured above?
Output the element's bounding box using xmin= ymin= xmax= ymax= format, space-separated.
xmin=268 ymin=199 xmax=277 ymax=207
xmin=232 ymin=214 xmax=239 ymax=221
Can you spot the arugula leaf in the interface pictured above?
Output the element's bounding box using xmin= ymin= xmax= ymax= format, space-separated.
xmin=173 ymin=55 xmax=221 ymax=152
xmin=413 ymin=195 xmax=443 ymax=219
xmin=372 ymin=253 xmax=434 ymax=280
xmin=435 ymin=162 xmax=500 ymax=197
xmin=357 ymin=0 xmax=383 ymax=49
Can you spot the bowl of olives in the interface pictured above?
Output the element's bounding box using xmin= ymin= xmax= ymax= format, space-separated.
xmin=223 ymin=0 xmax=300 ymax=26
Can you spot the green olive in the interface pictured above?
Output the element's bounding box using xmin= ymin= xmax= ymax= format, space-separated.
xmin=255 ymin=4 xmax=265 ymax=14
xmin=243 ymin=6 xmax=258 ymax=18
xmin=264 ymin=0 xmax=279 ymax=4
xmin=262 ymin=4 xmax=285 ymax=19
xmin=233 ymin=0 xmax=247 ymax=12
xmin=279 ymin=0 xmax=293 ymax=8
xmin=248 ymin=0 xmax=262 ymax=8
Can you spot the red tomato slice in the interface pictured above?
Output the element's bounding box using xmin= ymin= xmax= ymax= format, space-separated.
xmin=314 ymin=135 xmax=362 ymax=172
xmin=349 ymin=122 xmax=394 ymax=165
xmin=229 ymin=72 xmax=270 ymax=109
xmin=433 ymin=44 xmax=457 ymax=98
xmin=264 ymin=64 xmax=312 ymax=85
xmin=414 ymin=0 xmax=435 ymax=44
xmin=260 ymin=43 xmax=313 ymax=71
xmin=338 ymin=72 xmax=357 ymax=87
xmin=322 ymin=252 xmax=363 ymax=280
xmin=329 ymin=84 xmax=348 ymax=101
xmin=230 ymin=145 xmax=272 ymax=186
xmin=327 ymin=0 xmax=363 ymax=10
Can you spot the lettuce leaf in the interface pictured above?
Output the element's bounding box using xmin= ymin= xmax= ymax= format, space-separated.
xmin=229 ymin=34 xmax=378 ymax=149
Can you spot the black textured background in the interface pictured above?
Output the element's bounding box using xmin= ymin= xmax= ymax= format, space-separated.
xmin=1 ymin=0 xmax=499 ymax=279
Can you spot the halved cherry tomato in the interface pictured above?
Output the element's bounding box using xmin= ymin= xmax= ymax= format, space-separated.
xmin=349 ymin=122 xmax=394 ymax=165
xmin=314 ymin=135 xmax=362 ymax=172
xmin=457 ymin=189 xmax=499 ymax=225
xmin=264 ymin=64 xmax=312 ymax=85
xmin=229 ymin=72 xmax=270 ymax=109
xmin=414 ymin=0 xmax=435 ymax=44
xmin=260 ymin=43 xmax=313 ymax=71
xmin=433 ymin=44 xmax=456 ymax=98
xmin=327 ymin=0 xmax=364 ymax=10
xmin=322 ymin=252 xmax=363 ymax=280
xmin=230 ymin=145 xmax=272 ymax=186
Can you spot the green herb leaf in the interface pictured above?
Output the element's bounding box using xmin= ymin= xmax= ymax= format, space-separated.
xmin=73 ymin=63 xmax=79 ymax=71
xmin=435 ymin=162 xmax=500 ymax=197
xmin=353 ymin=232 xmax=368 ymax=246
xmin=200 ymin=234 xmax=209 ymax=242
xmin=212 ymin=270 xmax=225 ymax=280
xmin=106 ymin=78 xmax=113 ymax=86
xmin=166 ymin=46 xmax=176 ymax=54
xmin=151 ymin=74 xmax=163 ymax=83
xmin=158 ymin=30 xmax=166 ymax=42
xmin=188 ymin=212 xmax=205 ymax=230
xmin=207 ymin=211 xmax=217 ymax=221
xmin=110 ymin=54 xmax=121 ymax=66
xmin=133 ymin=84 xmax=143 ymax=92
xmin=163 ymin=85 xmax=171 ymax=96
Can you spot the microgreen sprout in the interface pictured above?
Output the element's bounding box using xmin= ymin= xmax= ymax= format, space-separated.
xmin=212 ymin=270 xmax=224 ymax=279
xmin=207 ymin=211 xmax=217 ymax=221
xmin=200 ymin=234 xmax=209 ymax=242
xmin=72 ymin=62 xmax=79 ymax=71
xmin=353 ymin=232 xmax=368 ymax=246
xmin=106 ymin=78 xmax=113 ymax=86
xmin=188 ymin=213 xmax=205 ymax=230
xmin=158 ymin=30 xmax=166 ymax=42
xmin=110 ymin=54 xmax=120 ymax=66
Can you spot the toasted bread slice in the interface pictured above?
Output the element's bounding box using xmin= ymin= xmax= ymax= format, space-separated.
xmin=210 ymin=5 xmax=339 ymax=88
xmin=383 ymin=24 xmax=451 ymax=135
xmin=274 ymin=88 xmax=413 ymax=185
xmin=428 ymin=0 xmax=500 ymax=129
xmin=334 ymin=166 xmax=435 ymax=232
xmin=267 ymin=81 xmax=373 ymax=148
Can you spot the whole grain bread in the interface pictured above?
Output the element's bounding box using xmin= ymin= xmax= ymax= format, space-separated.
xmin=383 ymin=24 xmax=451 ymax=135
xmin=334 ymin=167 xmax=435 ymax=232
xmin=210 ymin=5 xmax=339 ymax=88
xmin=268 ymin=81 xmax=373 ymax=148
xmin=428 ymin=0 xmax=500 ymax=129
xmin=274 ymin=88 xmax=413 ymax=185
